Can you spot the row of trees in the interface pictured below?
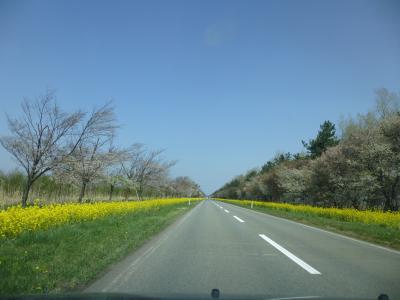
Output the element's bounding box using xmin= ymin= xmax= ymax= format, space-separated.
xmin=0 ymin=91 xmax=203 ymax=207
xmin=213 ymin=88 xmax=400 ymax=211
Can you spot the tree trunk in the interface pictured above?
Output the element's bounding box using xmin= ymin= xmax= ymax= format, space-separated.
xmin=57 ymin=185 xmax=62 ymax=202
xmin=137 ymin=185 xmax=142 ymax=201
xmin=109 ymin=184 xmax=114 ymax=201
xmin=124 ymin=190 xmax=129 ymax=201
xmin=21 ymin=177 xmax=33 ymax=208
xmin=382 ymin=189 xmax=393 ymax=211
xmin=133 ymin=187 xmax=140 ymax=201
xmin=383 ymin=199 xmax=392 ymax=211
xmin=390 ymin=176 xmax=399 ymax=211
xmin=78 ymin=181 xmax=87 ymax=203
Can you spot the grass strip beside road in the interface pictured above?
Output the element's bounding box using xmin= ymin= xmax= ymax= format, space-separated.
xmin=220 ymin=199 xmax=400 ymax=250
xmin=0 ymin=198 xmax=200 ymax=238
xmin=0 ymin=202 xmax=196 ymax=295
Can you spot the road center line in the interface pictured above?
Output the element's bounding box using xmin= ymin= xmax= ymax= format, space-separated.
xmin=258 ymin=234 xmax=321 ymax=275
xmin=224 ymin=209 xmax=229 ymax=213
xmin=233 ymin=216 xmax=245 ymax=223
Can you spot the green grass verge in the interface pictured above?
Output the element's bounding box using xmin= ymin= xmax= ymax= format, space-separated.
xmin=223 ymin=201 xmax=400 ymax=251
xmin=0 ymin=203 xmax=195 ymax=295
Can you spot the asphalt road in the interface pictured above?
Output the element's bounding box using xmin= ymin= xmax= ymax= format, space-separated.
xmin=86 ymin=200 xmax=400 ymax=299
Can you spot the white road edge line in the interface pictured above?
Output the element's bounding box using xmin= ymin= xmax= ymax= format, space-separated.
xmin=259 ymin=234 xmax=321 ymax=275
xmin=218 ymin=200 xmax=400 ymax=255
xmin=100 ymin=200 xmax=203 ymax=291
xmin=224 ymin=209 xmax=230 ymax=213
xmin=233 ymin=216 xmax=245 ymax=223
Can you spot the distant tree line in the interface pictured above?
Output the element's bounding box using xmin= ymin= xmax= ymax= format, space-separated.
xmin=0 ymin=91 xmax=203 ymax=207
xmin=213 ymin=88 xmax=400 ymax=211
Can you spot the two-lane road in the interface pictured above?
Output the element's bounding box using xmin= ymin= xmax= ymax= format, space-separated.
xmin=86 ymin=200 xmax=400 ymax=299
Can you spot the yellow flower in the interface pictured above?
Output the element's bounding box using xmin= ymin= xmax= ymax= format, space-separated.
xmin=218 ymin=199 xmax=400 ymax=230
xmin=0 ymin=198 xmax=201 ymax=238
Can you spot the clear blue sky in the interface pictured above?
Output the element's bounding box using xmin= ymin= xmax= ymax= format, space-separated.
xmin=0 ymin=0 xmax=399 ymax=194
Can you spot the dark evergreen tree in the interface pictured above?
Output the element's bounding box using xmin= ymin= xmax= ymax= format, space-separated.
xmin=302 ymin=121 xmax=339 ymax=157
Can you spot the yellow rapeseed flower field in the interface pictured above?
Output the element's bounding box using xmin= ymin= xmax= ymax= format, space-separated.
xmin=0 ymin=198 xmax=201 ymax=238
xmin=219 ymin=199 xmax=400 ymax=230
